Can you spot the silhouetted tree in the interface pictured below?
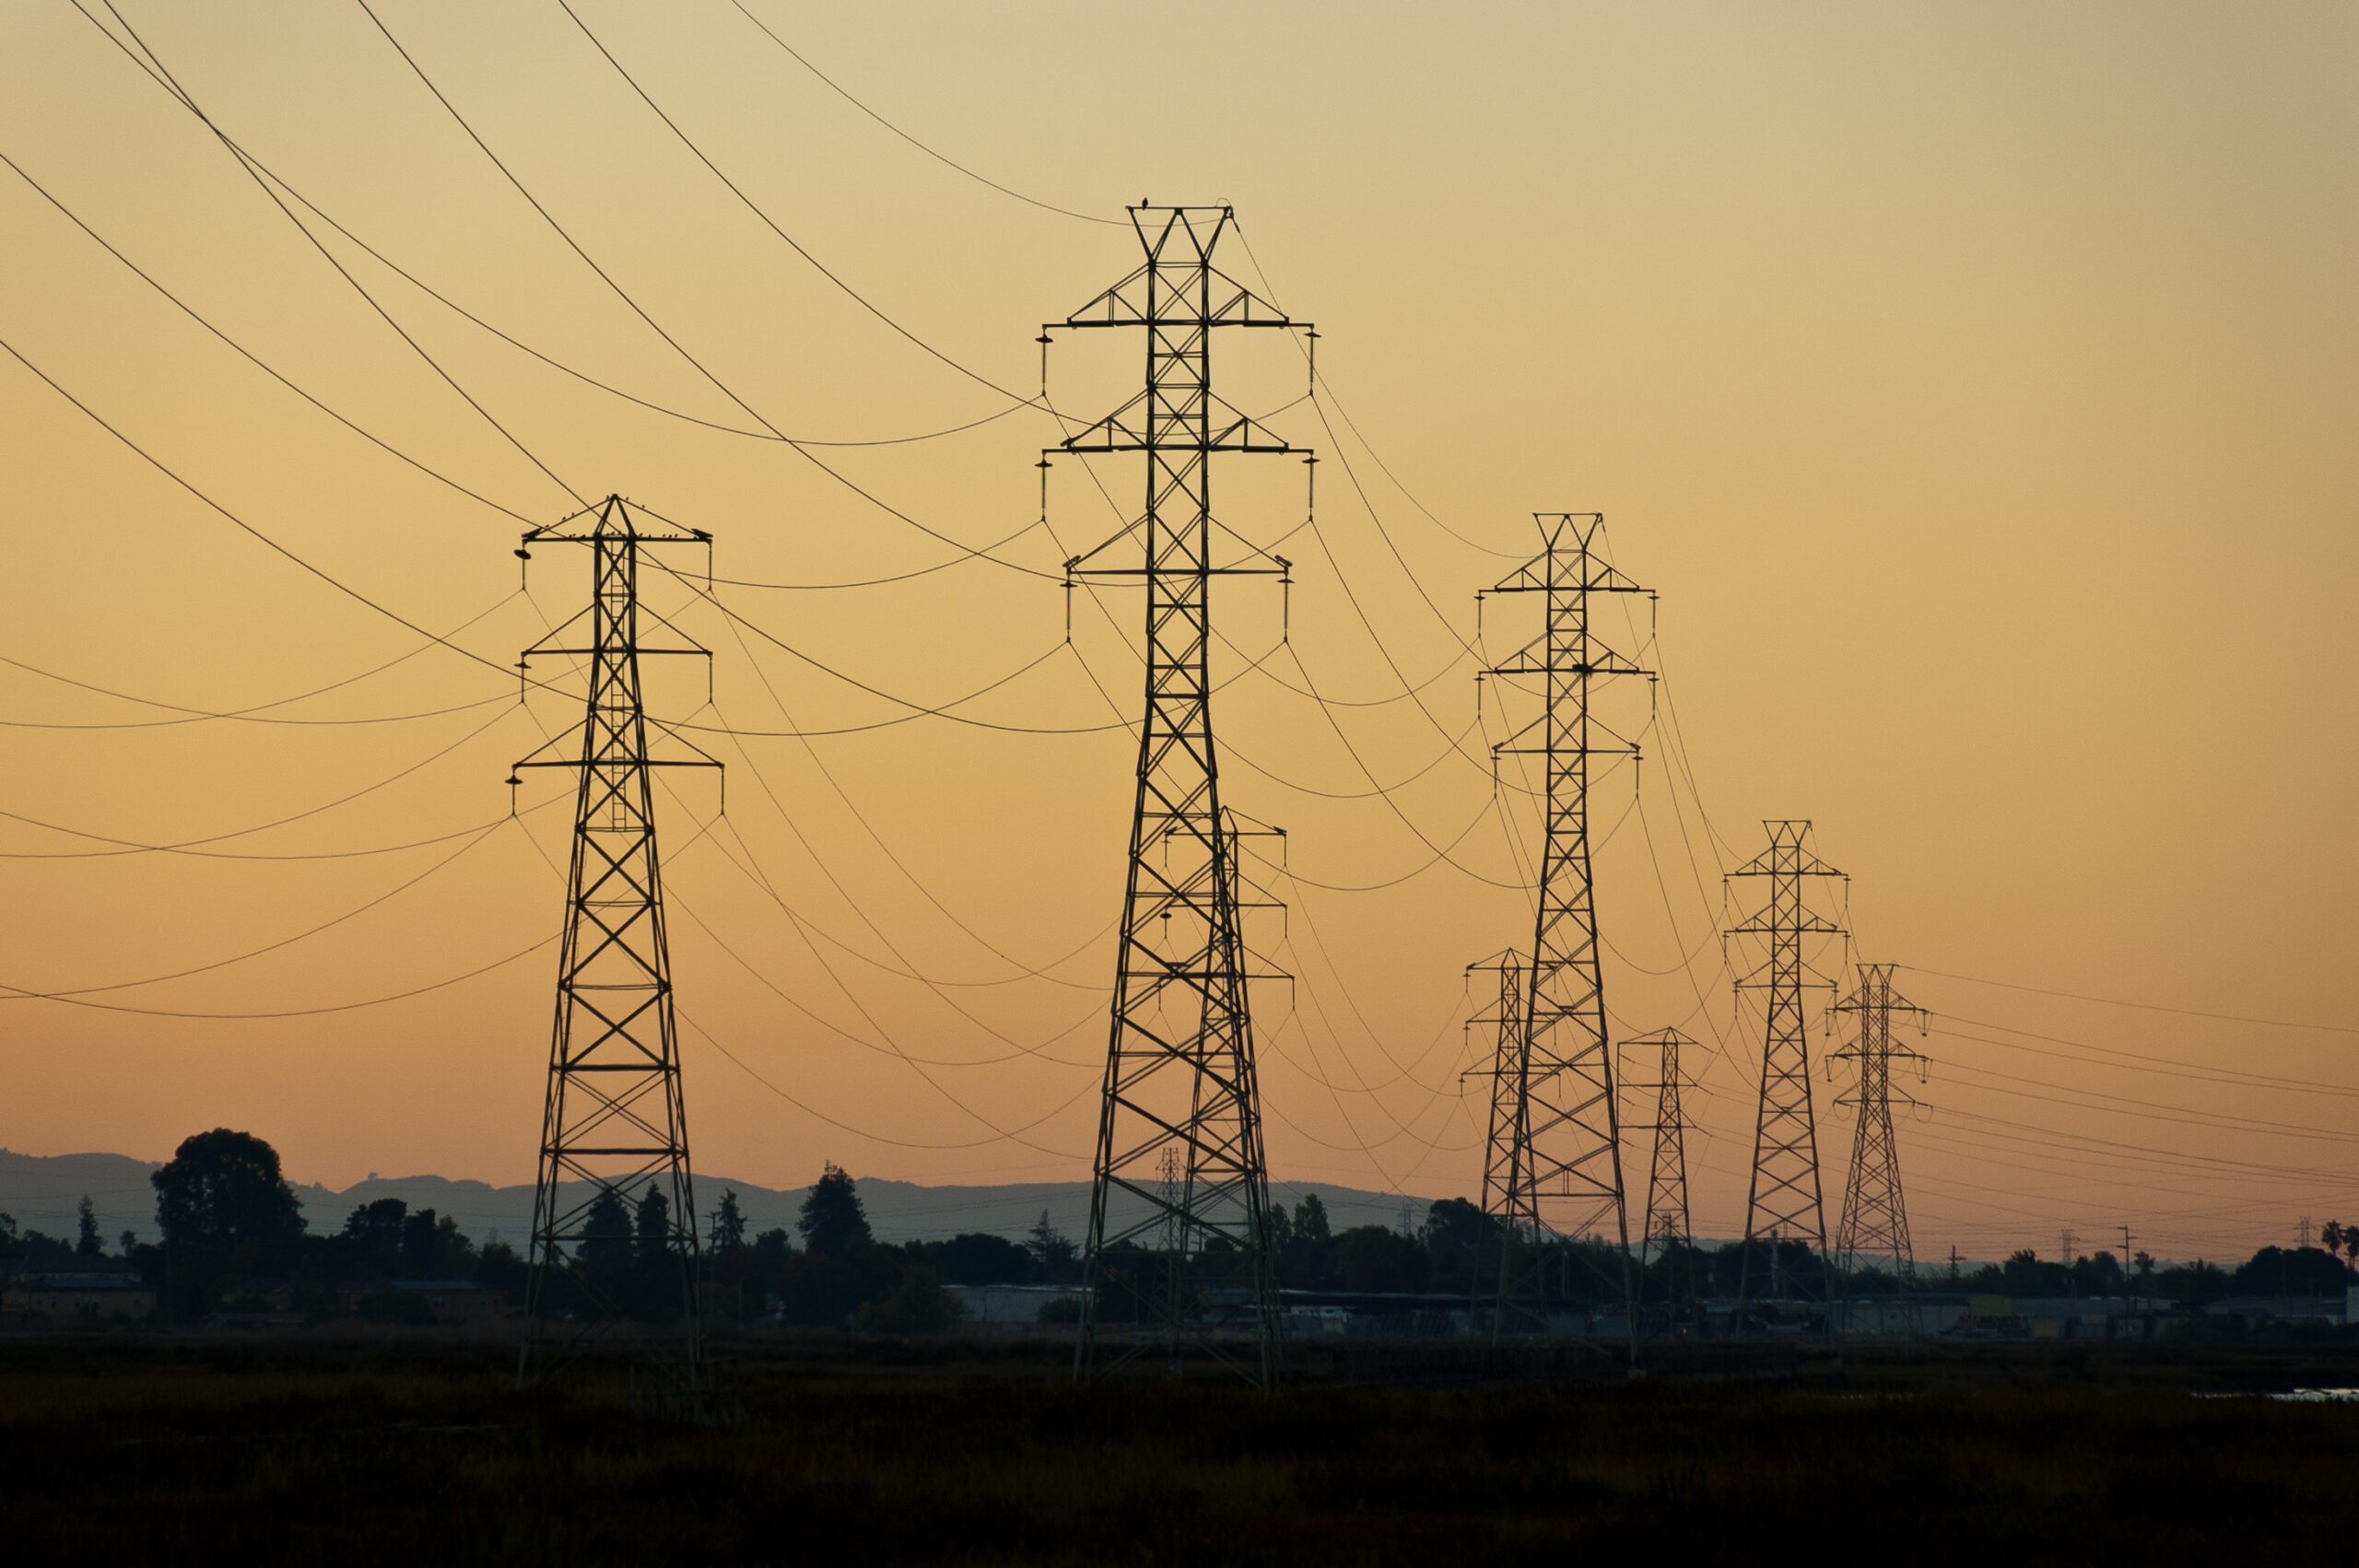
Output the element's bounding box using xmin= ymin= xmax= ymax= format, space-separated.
xmin=1420 ymin=1198 xmax=1492 ymax=1287
xmin=151 ymin=1129 xmax=305 ymax=1255
xmin=924 ymin=1232 xmax=1035 ymax=1286
xmin=710 ymin=1188 xmax=747 ymax=1254
xmin=396 ymin=1208 xmax=475 ymax=1279
xmin=634 ymin=1184 xmax=672 ymax=1265
xmin=76 ymin=1197 xmax=101 ymax=1258
xmin=2231 ymin=1245 xmax=2352 ymax=1297
xmin=344 ymin=1198 xmax=409 ymax=1274
xmin=1293 ymin=1193 xmax=1332 ymax=1247
xmin=475 ymin=1240 xmax=527 ymax=1298
xmin=1334 ymin=1225 xmax=1427 ymax=1293
xmin=800 ymin=1165 xmax=873 ymax=1258
xmin=1025 ymin=1210 xmax=1075 ymax=1281
xmin=580 ymin=1186 xmax=634 ymax=1299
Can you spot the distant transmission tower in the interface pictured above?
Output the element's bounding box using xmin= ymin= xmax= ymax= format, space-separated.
xmin=511 ymin=496 xmax=720 ymax=1404
xmin=1051 ymin=205 xmax=1304 ymax=1388
xmin=1475 ymin=512 xmax=1649 ymax=1341
xmin=1467 ymin=950 xmax=1526 ymax=1318
xmin=1630 ymin=1027 xmax=1695 ymax=1328
xmin=1728 ymin=821 xmax=1845 ymax=1321
xmin=1832 ymin=964 xmax=1927 ymax=1279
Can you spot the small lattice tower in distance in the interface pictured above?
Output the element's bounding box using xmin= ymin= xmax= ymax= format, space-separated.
xmin=1833 ymin=963 xmax=1927 ymax=1280
xmin=1473 ymin=512 xmax=1651 ymax=1342
xmin=1727 ymin=820 xmax=1845 ymax=1321
xmin=1630 ymin=1027 xmax=1696 ymax=1328
xmin=511 ymin=495 xmax=719 ymax=1402
xmin=1467 ymin=951 xmax=1526 ymax=1318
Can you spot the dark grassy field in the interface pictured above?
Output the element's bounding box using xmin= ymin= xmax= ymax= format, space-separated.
xmin=5 ymin=1333 xmax=2357 ymax=1564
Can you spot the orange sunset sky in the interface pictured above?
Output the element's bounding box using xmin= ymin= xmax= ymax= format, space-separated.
xmin=1 ymin=1 xmax=2352 ymax=1262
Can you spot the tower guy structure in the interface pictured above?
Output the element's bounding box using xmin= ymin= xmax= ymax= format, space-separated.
xmin=1630 ymin=1027 xmax=1695 ymax=1327
xmin=511 ymin=496 xmax=720 ymax=1400
xmin=1474 ymin=513 xmax=1649 ymax=1340
xmin=1051 ymin=205 xmax=1302 ymax=1388
xmin=1728 ymin=821 xmax=1845 ymax=1318
xmin=1832 ymin=964 xmax=1928 ymax=1279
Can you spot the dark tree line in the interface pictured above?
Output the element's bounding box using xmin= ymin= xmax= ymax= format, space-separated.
xmin=19 ymin=1128 xmax=2354 ymax=1328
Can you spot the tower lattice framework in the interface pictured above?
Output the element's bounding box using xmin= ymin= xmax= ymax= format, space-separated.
xmin=1727 ymin=820 xmax=1845 ymax=1317
xmin=1475 ymin=513 xmax=1649 ymax=1339
xmin=1052 ymin=205 xmax=1302 ymax=1388
xmin=1833 ymin=963 xmax=1927 ymax=1278
xmin=1630 ymin=1027 xmax=1695 ymax=1327
xmin=1467 ymin=951 xmax=1525 ymax=1310
xmin=512 ymin=496 xmax=719 ymax=1395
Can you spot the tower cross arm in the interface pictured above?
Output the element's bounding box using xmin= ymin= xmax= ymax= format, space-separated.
xmin=1488 ymin=559 xmax=1648 ymax=597
xmin=1727 ymin=847 xmax=1844 ymax=879
xmin=1485 ymin=643 xmax=1651 ymax=680
xmin=1050 ymin=267 xmax=1300 ymax=332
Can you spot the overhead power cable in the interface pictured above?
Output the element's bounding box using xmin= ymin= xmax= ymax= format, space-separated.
xmin=0 ymin=933 xmax=553 ymax=1020
xmin=77 ymin=0 xmax=587 ymax=507
xmin=553 ymin=0 xmax=1079 ymax=403
xmin=0 ymin=588 xmax=517 ymax=730
xmin=356 ymin=0 xmax=1062 ymax=579
xmin=1905 ymin=965 xmax=2356 ymax=1036
xmin=2 ymin=819 xmax=511 ymax=1000
xmin=0 ymin=335 xmax=566 ymax=696
xmin=1 ymin=146 xmax=540 ymax=527
xmin=725 ymin=2 xmax=1121 ymax=227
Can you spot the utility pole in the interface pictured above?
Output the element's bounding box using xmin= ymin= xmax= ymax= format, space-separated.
xmin=1631 ymin=1028 xmax=1696 ymax=1335
xmin=1473 ymin=512 xmax=1650 ymax=1350
xmin=1832 ymin=964 xmax=1927 ymax=1280
xmin=511 ymin=496 xmax=720 ymax=1411
xmin=1051 ymin=205 xmax=1301 ymax=1389
xmin=1728 ymin=821 xmax=1844 ymax=1329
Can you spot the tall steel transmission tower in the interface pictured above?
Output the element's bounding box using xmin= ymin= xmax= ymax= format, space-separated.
xmin=1630 ymin=1027 xmax=1695 ymax=1328
xmin=1727 ymin=821 xmax=1845 ymax=1319
xmin=511 ymin=496 xmax=720 ymax=1398
xmin=1474 ymin=513 xmax=1649 ymax=1340
xmin=1050 ymin=205 xmax=1303 ymax=1388
xmin=1833 ymin=964 xmax=1927 ymax=1278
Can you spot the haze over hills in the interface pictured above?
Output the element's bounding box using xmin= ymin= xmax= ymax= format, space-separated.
xmin=0 ymin=1148 xmax=1445 ymax=1252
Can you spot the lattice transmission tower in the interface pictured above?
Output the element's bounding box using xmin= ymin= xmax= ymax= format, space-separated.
xmin=1050 ymin=205 xmax=1304 ymax=1388
xmin=1832 ymin=964 xmax=1927 ymax=1279
xmin=511 ymin=496 xmax=720 ymax=1402
xmin=1629 ymin=1027 xmax=1696 ymax=1329
xmin=1465 ymin=950 xmax=1525 ymax=1310
xmin=1474 ymin=513 xmax=1649 ymax=1340
xmin=1727 ymin=821 xmax=1845 ymax=1320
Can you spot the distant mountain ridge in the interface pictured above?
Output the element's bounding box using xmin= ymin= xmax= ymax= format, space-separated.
xmin=0 ymin=1148 xmax=1448 ymax=1249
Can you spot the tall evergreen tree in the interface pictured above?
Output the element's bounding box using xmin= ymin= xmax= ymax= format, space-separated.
xmin=799 ymin=1164 xmax=872 ymax=1258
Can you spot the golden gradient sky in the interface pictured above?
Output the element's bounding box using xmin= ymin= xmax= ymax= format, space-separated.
xmin=2 ymin=1 xmax=2353 ymax=1260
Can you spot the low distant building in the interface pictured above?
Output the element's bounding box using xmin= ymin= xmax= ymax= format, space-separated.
xmin=2 ymin=1272 xmax=156 ymax=1324
xmin=1833 ymin=1293 xmax=1975 ymax=1337
xmin=2205 ymin=1295 xmax=2346 ymax=1329
xmin=944 ymin=1282 xmax=1082 ymax=1326
xmin=386 ymin=1280 xmax=501 ymax=1324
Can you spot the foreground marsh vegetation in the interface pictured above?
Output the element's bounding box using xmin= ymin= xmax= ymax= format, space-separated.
xmin=4 ymin=1337 xmax=2357 ymax=1563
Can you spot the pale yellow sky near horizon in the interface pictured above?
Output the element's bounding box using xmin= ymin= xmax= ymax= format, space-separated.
xmin=0 ymin=1 xmax=2352 ymax=1261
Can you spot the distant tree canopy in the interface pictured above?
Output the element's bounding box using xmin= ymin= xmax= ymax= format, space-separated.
xmin=339 ymin=1199 xmax=475 ymax=1279
xmin=2230 ymin=1246 xmax=2353 ymax=1297
xmin=151 ymin=1129 xmax=305 ymax=1253
xmin=799 ymin=1164 xmax=873 ymax=1258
